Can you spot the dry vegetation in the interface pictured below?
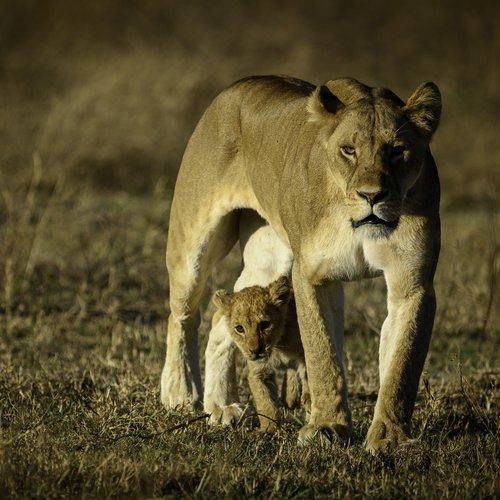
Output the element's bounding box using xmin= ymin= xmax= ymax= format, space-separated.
xmin=0 ymin=0 xmax=498 ymax=497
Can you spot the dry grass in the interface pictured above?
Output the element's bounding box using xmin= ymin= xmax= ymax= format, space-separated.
xmin=0 ymin=137 xmax=498 ymax=500
xmin=0 ymin=0 xmax=499 ymax=497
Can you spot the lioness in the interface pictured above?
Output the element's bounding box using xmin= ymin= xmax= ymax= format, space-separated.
xmin=213 ymin=276 xmax=310 ymax=433
xmin=161 ymin=75 xmax=441 ymax=453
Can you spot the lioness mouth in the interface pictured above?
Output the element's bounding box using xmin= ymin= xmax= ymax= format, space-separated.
xmin=352 ymin=214 xmax=398 ymax=229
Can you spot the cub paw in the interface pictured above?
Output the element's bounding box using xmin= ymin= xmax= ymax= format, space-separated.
xmin=257 ymin=418 xmax=279 ymax=434
xmin=301 ymin=392 xmax=311 ymax=413
xmin=365 ymin=419 xmax=410 ymax=454
xmin=298 ymin=423 xmax=354 ymax=447
xmin=209 ymin=403 xmax=248 ymax=427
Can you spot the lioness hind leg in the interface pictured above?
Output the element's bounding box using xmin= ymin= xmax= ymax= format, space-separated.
xmin=161 ymin=210 xmax=239 ymax=410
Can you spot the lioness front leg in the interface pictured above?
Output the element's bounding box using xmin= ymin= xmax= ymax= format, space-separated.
xmin=293 ymin=266 xmax=353 ymax=444
xmin=367 ymin=282 xmax=436 ymax=453
xmin=248 ymin=363 xmax=281 ymax=433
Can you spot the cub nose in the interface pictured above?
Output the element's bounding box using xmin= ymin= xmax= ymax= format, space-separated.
xmin=356 ymin=190 xmax=388 ymax=206
xmin=248 ymin=346 xmax=264 ymax=360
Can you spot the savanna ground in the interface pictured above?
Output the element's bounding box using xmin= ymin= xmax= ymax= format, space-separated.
xmin=0 ymin=1 xmax=498 ymax=497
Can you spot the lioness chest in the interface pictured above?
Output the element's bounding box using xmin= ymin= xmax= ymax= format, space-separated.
xmin=299 ymin=216 xmax=386 ymax=283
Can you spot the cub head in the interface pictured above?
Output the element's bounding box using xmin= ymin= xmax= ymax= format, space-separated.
xmin=308 ymin=78 xmax=441 ymax=238
xmin=213 ymin=276 xmax=291 ymax=361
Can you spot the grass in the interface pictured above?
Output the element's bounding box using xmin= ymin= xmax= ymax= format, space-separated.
xmin=0 ymin=161 xmax=497 ymax=498
xmin=1 ymin=0 xmax=499 ymax=497
xmin=0 ymin=317 xmax=497 ymax=498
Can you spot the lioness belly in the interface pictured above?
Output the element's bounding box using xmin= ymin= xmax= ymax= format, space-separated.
xmin=235 ymin=210 xmax=293 ymax=291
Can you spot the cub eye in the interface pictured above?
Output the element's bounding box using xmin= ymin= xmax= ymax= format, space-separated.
xmin=259 ymin=320 xmax=271 ymax=331
xmin=340 ymin=145 xmax=356 ymax=157
xmin=234 ymin=325 xmax=245 ymax=335
xmin=391 ymin=145 xmax=406 ymax=160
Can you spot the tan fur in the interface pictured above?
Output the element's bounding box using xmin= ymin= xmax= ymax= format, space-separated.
xmin=161 ymin=75 xmax=441 ymax=453
xmin=213 ymin=276 xmax=310 ymax=432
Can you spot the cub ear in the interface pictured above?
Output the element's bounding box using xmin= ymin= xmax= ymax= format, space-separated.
xmin=213 ymin=289 xmax=232 ymax=311
xmin=269 ymin=276 xmax=291 ymax=307
xmin=403 ymin=82 xmax=442 ymax=140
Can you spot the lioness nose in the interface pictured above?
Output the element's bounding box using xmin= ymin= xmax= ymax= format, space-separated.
xmin=356 ymin=190 xmax=388 ymax=206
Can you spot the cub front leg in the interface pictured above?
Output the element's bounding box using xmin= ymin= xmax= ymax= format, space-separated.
xmin=248 ymin=362 xmax=281 ymax=433
xmin=282 ymin=363 xmax=310 ymax=412
xmin=298 ymin=361 xmax=311 ymax=412
xmin=292 ymin=265 xmax=353 ymax=444
xmin=283 ymin=369 xmax=301 ymax=409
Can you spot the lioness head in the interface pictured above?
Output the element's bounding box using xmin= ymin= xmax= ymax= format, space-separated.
xmin=213 ymin=276 xmax=291 ymax=361
xmin=308 ymin=78 xmax=441 ymax=237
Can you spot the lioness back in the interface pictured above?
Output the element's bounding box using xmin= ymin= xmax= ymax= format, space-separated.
xmin=175 ymin=76 xmax=314 ymax=188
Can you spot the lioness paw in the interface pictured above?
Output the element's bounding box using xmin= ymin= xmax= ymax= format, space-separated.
xmin=160 ymin=365 xmax=202 ymax=410
xmin=365 ymin=419 xmax=409 ymax=454
xmin=209 ymin=403 xmax=248 ymax=427
xmin=298 ymin=423 xmax=353 ymax=447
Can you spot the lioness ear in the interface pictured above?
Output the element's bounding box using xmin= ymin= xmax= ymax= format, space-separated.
xmin=307 ymin=85 xmax=343 ymax=121
xmin=213 ymin=289 xmax=232 ymax=311
xmin=269 ymin=276 xmax=291 ymax=307
xmin=403 ymin=82 xmax=442 ymax=140
xmin=307 ymin=78 xmax=370 ymax=121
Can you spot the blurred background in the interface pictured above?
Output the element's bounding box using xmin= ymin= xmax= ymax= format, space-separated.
xmin=0 ymin=0 xmax=498 ymax=352
xmin=1 ymin=0 xmax=498 ymax=205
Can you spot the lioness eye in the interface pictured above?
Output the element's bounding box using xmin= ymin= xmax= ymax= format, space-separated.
xmin=234 ymin=325 xmax=245 ymax=334
xmin=341 ymin=145 xmax=356 ymax=157
xmin=260 ymin=320 xmax=271 ymax=331
xmin=391 ymin=145 xmax=406 ymax=159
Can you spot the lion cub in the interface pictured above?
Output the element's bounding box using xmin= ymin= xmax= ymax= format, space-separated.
xmin=213 ymin=276 xmax=310 ymax=432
